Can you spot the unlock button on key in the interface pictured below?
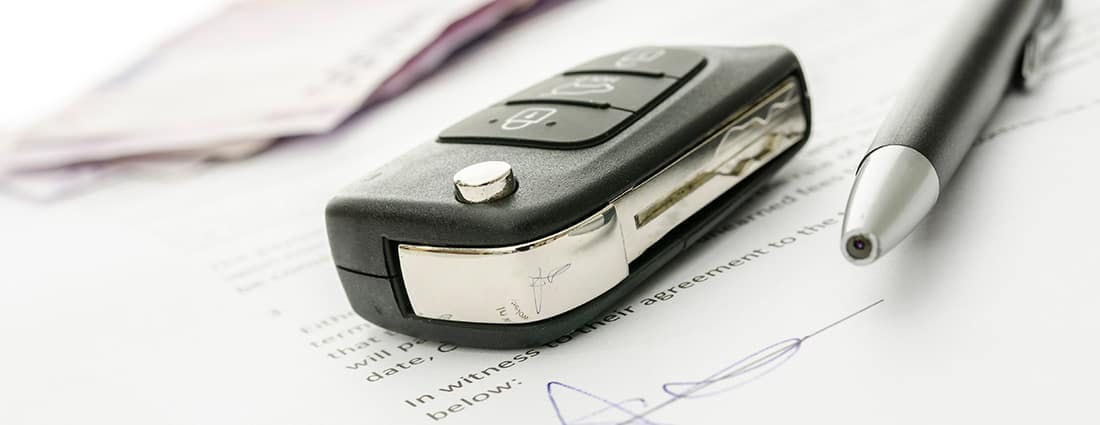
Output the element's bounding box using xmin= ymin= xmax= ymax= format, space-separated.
xmin=438 ymin=104 xmax=632 ymax=148
xmin=506 ymin=73 xmax=677 ymax=112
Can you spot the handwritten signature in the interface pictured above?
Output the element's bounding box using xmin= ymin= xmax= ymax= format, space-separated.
xmin=529 ymin=264 xmax=571 ymax=314
xmin=546 ymin=300 xmax=884 ymax=424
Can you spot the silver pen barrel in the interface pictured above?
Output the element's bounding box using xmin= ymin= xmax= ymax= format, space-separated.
xmin=840 ymin=0 xmax=1062 ymax=264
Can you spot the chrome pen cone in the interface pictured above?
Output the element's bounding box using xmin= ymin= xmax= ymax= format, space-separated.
xmin=841 ymin=145 xmax=939 ymax=265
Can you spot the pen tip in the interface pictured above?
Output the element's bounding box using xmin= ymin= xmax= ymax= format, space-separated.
xmin=843 ymin=232 xmax=877 ymax=264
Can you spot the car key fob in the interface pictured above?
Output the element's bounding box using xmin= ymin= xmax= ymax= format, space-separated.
xmin=327 ymin=46 xmax=812 ymax=348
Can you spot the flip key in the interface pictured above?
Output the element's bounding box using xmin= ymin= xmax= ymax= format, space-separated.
xmin=326 ymin=46 xmax=813 ymax=348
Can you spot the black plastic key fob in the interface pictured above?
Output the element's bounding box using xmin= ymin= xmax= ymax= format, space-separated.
xmin=326 ymin=46 xmax=812 ymax=348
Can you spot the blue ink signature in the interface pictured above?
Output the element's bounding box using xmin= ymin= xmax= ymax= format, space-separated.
xmin=529 ymin=264 xmax=571 ymax=314
xmin=546 ymin=300 xmax=884 ymax=424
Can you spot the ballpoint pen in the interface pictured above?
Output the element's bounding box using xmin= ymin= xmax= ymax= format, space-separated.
xmin=840 ymin=0 xmax=1065 ymax=264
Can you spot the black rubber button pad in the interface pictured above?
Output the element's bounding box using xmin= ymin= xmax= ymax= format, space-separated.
xmin=438 ymin=103 xmax=632 ymax=147
xmin=506 ymin=73 xmax=677 ymax=112
xmin=567 ymin=47 xmax=705 ymax=78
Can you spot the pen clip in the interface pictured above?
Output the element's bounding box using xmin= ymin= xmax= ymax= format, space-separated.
xmin=1019 ymin=0 xmax=1066 ymax=90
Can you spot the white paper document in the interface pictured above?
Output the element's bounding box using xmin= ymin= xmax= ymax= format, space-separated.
xmin=4 ymin=0 xmax=537 ymax=168
xmin=3 ymin=0 xmax=1100 ymax=423
xmin=0 ymin=0 xmax=535 ymax=200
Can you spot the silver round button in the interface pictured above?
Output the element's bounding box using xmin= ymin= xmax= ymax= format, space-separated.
xmin=453 ymin=161 xmax=517 ymax=203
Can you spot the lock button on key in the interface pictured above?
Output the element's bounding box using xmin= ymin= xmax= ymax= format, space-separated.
xmin=438 ymin=103 xmax=632 ymax=148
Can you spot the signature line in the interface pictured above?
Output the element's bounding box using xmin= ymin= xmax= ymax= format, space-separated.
xmin=546 ymin=299 xmax=885 ymax=425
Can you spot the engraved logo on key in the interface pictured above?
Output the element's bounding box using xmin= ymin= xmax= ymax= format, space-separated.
xmin=501 ymin=107 xmax=556 ymax=131
xmin=528 ymin=264 xmax=571 ymax=315
xmin=615 ymin=48 xmax=666 ymax=68
xmin=544 ymin=75 xmax=620 ymax=96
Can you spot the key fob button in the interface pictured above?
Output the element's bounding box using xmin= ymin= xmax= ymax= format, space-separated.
xmin=506 ymin=74 xmax=677 ymax=112
xmin=566 ymin=47 xmax=705 ymax=78
xmin=438 ymin=104 xmax=631 ymax=148
xmin=453 ymin=161 xmax=517 ymax=203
